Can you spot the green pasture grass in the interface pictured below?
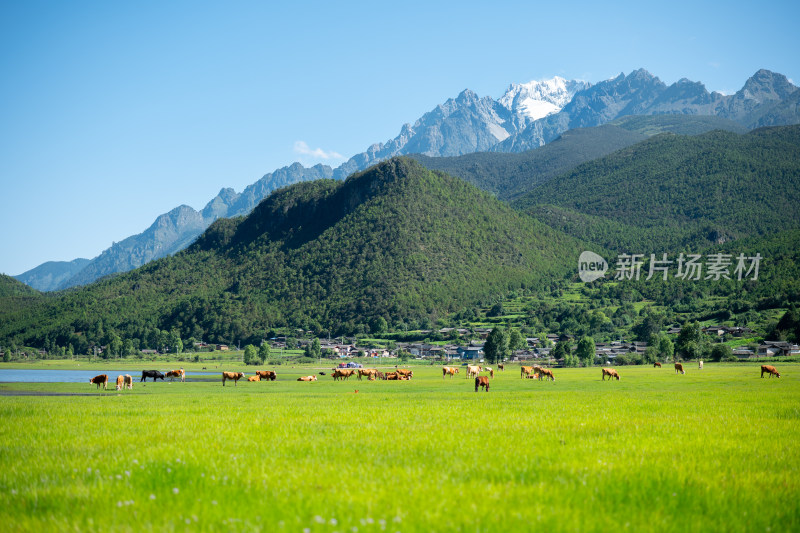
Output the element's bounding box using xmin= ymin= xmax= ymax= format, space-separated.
xmin=1 ymin=363 xmax=799 ymax=532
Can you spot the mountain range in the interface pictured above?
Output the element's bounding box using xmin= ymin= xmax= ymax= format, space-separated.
xmin=14 ymin=68 xmax=799 ymax=291
xmin=2 ymin=123 xmax=799 ymax=350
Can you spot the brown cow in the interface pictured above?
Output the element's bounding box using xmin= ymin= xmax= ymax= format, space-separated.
xmin=539 ymin=368 xmax=555 ymax=381
xmin=498 ymin=364 xmax=504 ymax=371
xmin=674 ymin=363 xmax=685 ymax=374
xmin=123 ymin=374 xmax=133 ymax=390
xmin=222 ymin=372 xmax=244 ymax=386
xmin=165 ymin=369 xmax=185 ymax=382
xmin=90 ymin=374 xmax=108 ymax=390
xmin=475 ymin=376 xmax=490 ymax=392
xmin=396 ymin=369 xmax=413 ymax=379
xmin=357 ymin=368 xmax=378 ymax=381
xmin=761 ymin=365 xmax=781 ymax=378
xmin=521 ymin=366 xmax=533 ymax=378
xmin=255 ymin=370 xmax=277 ymax=381
xmin=297 ymin=375 xmax=317 ymax=381
xmin=602 ymin=368 xmax=620 ymax=381
xmin=442 ymin=366 xmax=459 ymax=378
xmin=115 ymin=375 xmax=124 ymax=391
xmin=247 ymin=375 xmax=260 ymax=382
xmin=385 ymin=372 xmax=400 ymax=380
xmin=654 ymin=362 xmax=662 ymax=368
xmin=332 ymin=369 xmax=355 ymax=381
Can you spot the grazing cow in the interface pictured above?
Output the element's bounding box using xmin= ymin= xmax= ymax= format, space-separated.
xmin=123 ymin=374 xmax=133 ymax=390
xmin=255 ymin=370 xmax=277 ymax=381
xmin=498 ymin=364 xmax=504 ymax=372
xmin=247 ymin=375 xmax=260 ymax=382
xmin=539 ymin=368 xmax=555 ymax=381
xmin=357 ymin=368 xmax=378 ymax=381
xmin=698 ymin=360 xmax=703 ymax=370
xmin=521 ymin=366 xmax=533 ymax=378
xmin=654 ymin=362 xmax=662 ymax=368
xmin=674 ymin=363 xmax=685 ymax=374
xmin=475 ymin=376 xmax=490 ymax=392
xmin=115 ymin=375 xmax=124 ymax=391
xmin=761 ymin=365 xmax=781 ymax=378
xmin=140 ymin=370 xmax=165 ymax=382
xmin=385 ymin=372 xmax=400 ymax=380
xmin=484 ymin=367 xmax=494 ymax=379
xmin=90 ymin=374 xmax=108 ymax=390
xmin=165 ymin=369 xmax=185 ymax=382
xmin=467 ymin=365 xmax=481 ymax=379
xmin=396 ymin=369 xmax=413 ymax=379
xmin=297 ymin=375 xmax=317 ymax=381
xmin=332 ymin=369 xmax=355 ymax=381
xmin=442 ymin=366 xmax=459 ymax=378
xmin=222 ymin=372 xmax=245 ymax=386
xmin=602 ymin=368 xmax=620 ymax=381
xmin=376 ymin=371 xmax=386 ymax=380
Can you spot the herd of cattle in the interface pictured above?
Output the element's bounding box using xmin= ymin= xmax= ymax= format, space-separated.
xmin=88 ymin=363 xmax=783 ymax=391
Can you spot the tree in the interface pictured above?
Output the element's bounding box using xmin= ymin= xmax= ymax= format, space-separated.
xmin=304 ymin=338 xmax=321 ymax=359
xmin=575 ymin=336 xmax=596 ymax=367
xmin=710 ymin=344 xmax=733 ymax=362
xmin=258 ymin=343 xmax=270 ymax=364
xmin=508 ymin=328 xmax=526 ymax=352
xmin=553 ymin=340 xmax=572 ymax=364
xmin=370 ymin=317 xmax=388 ymax=335
xmin=643 ymin=346 xmax=659 ymax=364
xmin=483 ymin=327 xmax=509 ymax=364
xmin=243 ymin=344 xmax=257 ymax=365
xmin=658 ymin=336 xmax=674 ymax=362
xmin=675 ymin=322 xmax=703 ymax=360
xmin=169 ymin=329 xmax=183 ymax=353
xmin=2 ymin=348 xmax=9 ymax=363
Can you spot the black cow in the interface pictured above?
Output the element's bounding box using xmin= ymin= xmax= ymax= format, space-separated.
xmin=141 ymin=370 xmax=165 ymax=382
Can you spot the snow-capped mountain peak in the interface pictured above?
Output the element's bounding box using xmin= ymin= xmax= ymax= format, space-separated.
xmin=499 ymin=76 xmax=590 ymax=121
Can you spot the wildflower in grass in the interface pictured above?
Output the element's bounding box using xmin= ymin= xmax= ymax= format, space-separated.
xmin=150 ymin=494 xmax=156 ymax=500
xmin=330 ymin=518 xmax=338 ymax=525
xmin=173 ymin=488 xmax=179 ymax=494
xmin=314 ymin=515 xmax=325 ymax=524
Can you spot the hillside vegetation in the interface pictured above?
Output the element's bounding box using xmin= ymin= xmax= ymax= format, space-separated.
xmin=517 ymin=125 xmax=800 ymax=252
xmin=0 ymin=158 xmax=583 ymax=349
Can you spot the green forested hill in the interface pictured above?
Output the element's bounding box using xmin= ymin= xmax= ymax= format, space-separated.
xmin=610 ymin=114 xmax=748 ymax=136
xmin=410 ymin=125 xmax=647 ymax=200
xmin=411 ymin=115 xmax=749 ymax=202
xmin=516 ymin=125 xmax=800 ymax=252
xmin=0 ymin=158 xmax=585 ymax=349
xmin=0 ymin=274 xmax=40 ymax=298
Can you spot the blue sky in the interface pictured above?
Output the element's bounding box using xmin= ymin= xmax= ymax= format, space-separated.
xmin=1 ymin=0 xmax=798 ymax=276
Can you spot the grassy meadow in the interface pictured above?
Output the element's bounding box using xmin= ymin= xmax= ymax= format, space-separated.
xmin=1 ymin=362 xmax=798 ymax=532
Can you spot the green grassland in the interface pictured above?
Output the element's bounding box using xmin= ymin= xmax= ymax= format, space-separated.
xmin=1 ymin=363 xmax=799 ymax=532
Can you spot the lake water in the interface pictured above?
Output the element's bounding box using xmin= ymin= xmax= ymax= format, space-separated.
xmin=0 ymin=369 xmax=219 ymax=383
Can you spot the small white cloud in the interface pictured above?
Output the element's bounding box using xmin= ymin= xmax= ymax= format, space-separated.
xmin=293 ymin=141 xmax=343 ymax=160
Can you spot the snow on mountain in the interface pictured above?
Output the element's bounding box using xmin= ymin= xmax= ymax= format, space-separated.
xmin=499 ymin=76 xmax=590 ymax=121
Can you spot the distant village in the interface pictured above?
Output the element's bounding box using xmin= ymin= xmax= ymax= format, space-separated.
xmin=7 ymin=324 xmax=798 ymax=364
